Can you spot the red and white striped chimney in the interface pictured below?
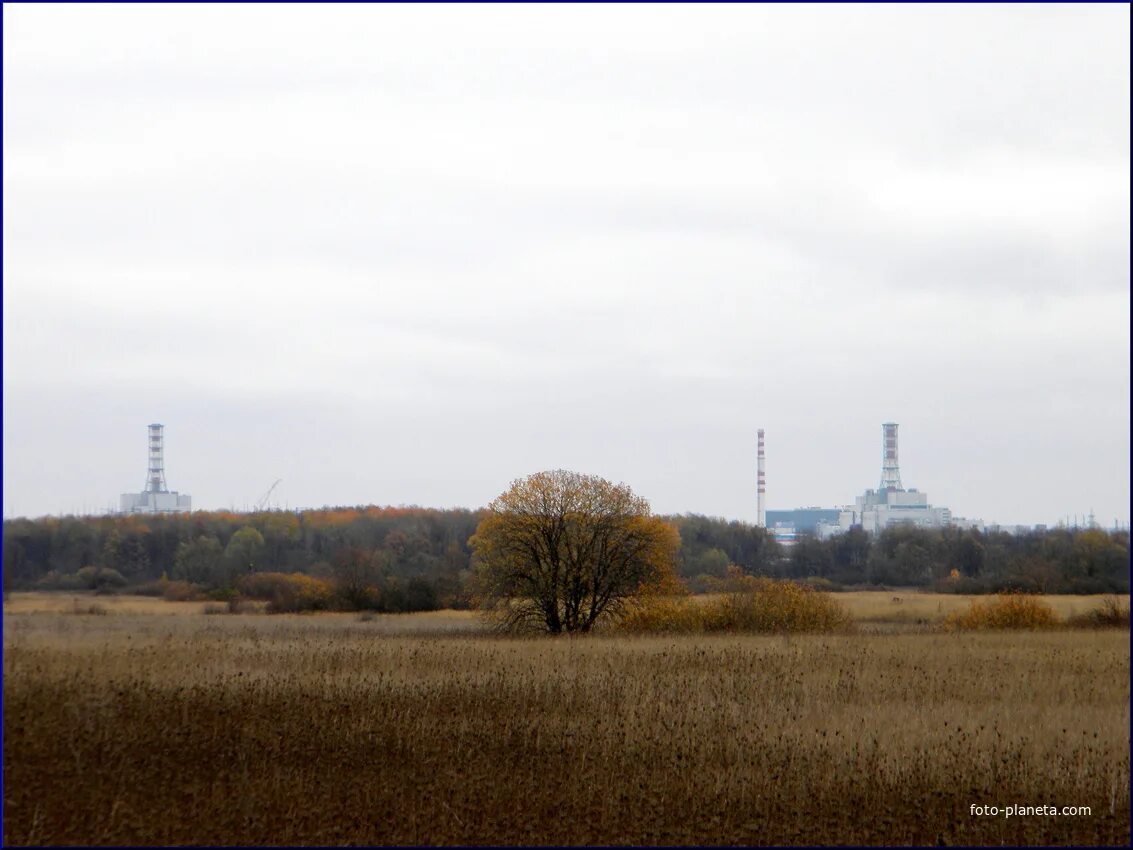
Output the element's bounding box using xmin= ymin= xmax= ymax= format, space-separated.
xmin=757 ymin=428 xmax=766 ymax=528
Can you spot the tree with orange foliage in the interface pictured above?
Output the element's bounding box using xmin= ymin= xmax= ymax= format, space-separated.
xmin=470 ymin=470 xmax=680 ymax=634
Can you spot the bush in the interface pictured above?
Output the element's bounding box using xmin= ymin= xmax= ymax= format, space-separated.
xmin=1066 ymin=596 xmax=1130 ymax=629
xmin=75 ymin=566 xmax=127 ymax=591
xmin=618 ymin=569 xmax=853 ymax=635
xmin=237 ymin=572 xmax=335 ymax=613
xmin=404 ymin=578 xmax=439 ymax=612
xmin=617 ymin=597 xmax=704 ymax=634
xmin=35 ymin=571 xmax=84 ymax=591
xmin=942 ymin=593 xmax=1059 ymax=631
xmin=703 ymin=573 xmax=854 ymax=633
xmin=162 ymin=580 xmax=200 ymax=602
xmin=1062 ymin=576 xmax=1130 ymax=595
xmin=131 ymin=579 xmax=166 ymax=597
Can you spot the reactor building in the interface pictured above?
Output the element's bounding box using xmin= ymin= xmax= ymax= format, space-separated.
xmin=759 ymin=422 xmax=953 ymax=542
xmin=830 ymin=423 xmax=950 ymax=534
xmin=119 ymin=423 xmax=192 ymax=515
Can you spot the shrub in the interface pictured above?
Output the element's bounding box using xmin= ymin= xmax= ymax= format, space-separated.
xmin=618 ymin=569 xmax=853 ymax=635
xmin=162 ymin=580 xmax=200 ymax=602
xmin=73 ymin=567 xmax=127 ymax=591
xmin=229 ymin=597 xmax=258 ymax=614
xmin=703 ymin=572 xmax=854 ymax=633
xmin=35 ymin=571 xmax=84 ymax=591
xmin=942 ymin=593 xmax=1060 ymax=631
xmin=404 ymin=578 xmax=439 ymax=612
xmin=131 ymin=579 xmax=165 ymax=597
xmin=1066 ymin=596 xmax=1131 ymax=629
xmin=1063 ymin=576 xmax=1130 ymax=595
xmin=617 ymin=597 xmax=704 ymax=634
xmin=237 ymin=572 xmax=335 ymax=613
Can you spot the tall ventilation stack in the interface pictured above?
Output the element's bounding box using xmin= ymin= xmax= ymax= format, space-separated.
xmin=120 ymin=423 xmax=190 ymax=515
xmin=757 ymin=428 xmax=766 ymax=528
xmin=146 ymin=423 xmax=168 ymax=494
xmin=880 ymin=422 xmax=903 ymax=492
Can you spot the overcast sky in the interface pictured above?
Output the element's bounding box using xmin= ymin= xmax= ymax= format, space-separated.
xmin=3 ymin=3 xmax=1129 ymax=527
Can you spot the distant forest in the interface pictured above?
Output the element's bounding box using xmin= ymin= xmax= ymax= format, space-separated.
xmin=3 ymin=508 xmax=1128 ymax=610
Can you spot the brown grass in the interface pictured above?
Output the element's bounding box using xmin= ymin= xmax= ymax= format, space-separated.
xmin=4 ymin=592 xmax=207 ymax=616
xmin=3 ymin=610 xmax=1128 ymax=846
xmin=835 ymin=591 xmax=1131 ymax=627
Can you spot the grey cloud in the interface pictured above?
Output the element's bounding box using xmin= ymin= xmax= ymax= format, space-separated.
xmin=3 ymin=4 xmax=1128 ymax=525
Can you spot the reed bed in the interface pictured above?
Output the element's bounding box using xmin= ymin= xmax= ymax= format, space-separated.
xmin=3 ymin=611 xmax=1128 ymax=846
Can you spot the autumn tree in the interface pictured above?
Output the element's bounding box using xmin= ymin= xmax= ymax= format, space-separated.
xmin=470 ymin=470 xmax=680 ymax=634
xmin=331 ymin=546 xmax=384 ymax=609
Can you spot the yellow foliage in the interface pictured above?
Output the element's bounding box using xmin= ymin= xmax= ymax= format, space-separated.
xmin=618 ymin=569 xmax=853 ymax=635
xmin=617 ymin=596 xmax=704 ymax=633
xmin=471 ymin=470 xmax=681 ymax=633
xmin=237 ymin=572 xmax=334 ymax=613
xmin=942 ymin=593 xmax=1059 ymax=631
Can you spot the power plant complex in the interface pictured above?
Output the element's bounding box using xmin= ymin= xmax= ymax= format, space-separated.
xmin=760 ymin=422 xmax=961 ymax=544
xmin=106 ymin=420 xmax=1083 ymax=531
xmin=119 ymin=424 xmax=192 ymax=515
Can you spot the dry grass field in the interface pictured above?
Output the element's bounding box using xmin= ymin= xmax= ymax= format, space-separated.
xmin=7 ymin=589 xmax=1125 ymax=626
xmin=3 ymin=595 xmax=1129 ymax=846
xmin=2 ymin=592 xmax=215 ymax=617
xmin=837 ymin=590 xmax=1128 ymax=626
xmin=681 ymin=590 xmax=1129 ymax=631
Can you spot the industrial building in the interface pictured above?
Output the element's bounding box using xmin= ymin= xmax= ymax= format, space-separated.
xmin=766 ymin=508 xmax=842 ymax=533
xmin=832 ymin=423 xmax=951 ymax=534
xmin=757 ymin=422 xmax=953 ymax=541
xmin=119 ymin=424 xmax=191 ymax=515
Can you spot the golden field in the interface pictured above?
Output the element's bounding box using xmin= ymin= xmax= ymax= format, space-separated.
xmin=3 ymin=592 xmax=1129 ymax=846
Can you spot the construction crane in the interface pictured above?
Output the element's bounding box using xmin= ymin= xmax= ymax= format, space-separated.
xmin=254 ymin=479 xmax=282 ymax=512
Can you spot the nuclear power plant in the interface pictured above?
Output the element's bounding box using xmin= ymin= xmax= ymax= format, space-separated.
xmin=760 ymin=422 xmax=958 ymax=542
xmin=838 ymin=423 xmax=951 ymax=533
xmin=119 ymin=424 xmax=192 ymax=515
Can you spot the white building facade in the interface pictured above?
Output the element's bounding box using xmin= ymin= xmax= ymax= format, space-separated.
xmin=838 ymin=487 xmax=951 ymax=534
xmin=120 ymin=491 xmax=192 ymax=515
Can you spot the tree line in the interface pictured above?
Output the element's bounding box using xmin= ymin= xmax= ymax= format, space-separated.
xmin=2 ymin=506 xmax=1128 ymax=606
xmin=673 ymin=517 xmax=1128 ymax=594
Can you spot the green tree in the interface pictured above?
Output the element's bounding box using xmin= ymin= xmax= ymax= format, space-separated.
xmin=225 ymin=526 xmax=266 ymax=575
xmin=100 ymin=530 xmax=122 ymax=572
xmin=173 ymin=536 xmax=225 ymax=586
xmin=470 ymin=470 xmax=680 ymax=634
xmin=955 ymin=533 xmax=986 ymax=577
xmin=117 ymin=536 xmax=152 ymax=579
